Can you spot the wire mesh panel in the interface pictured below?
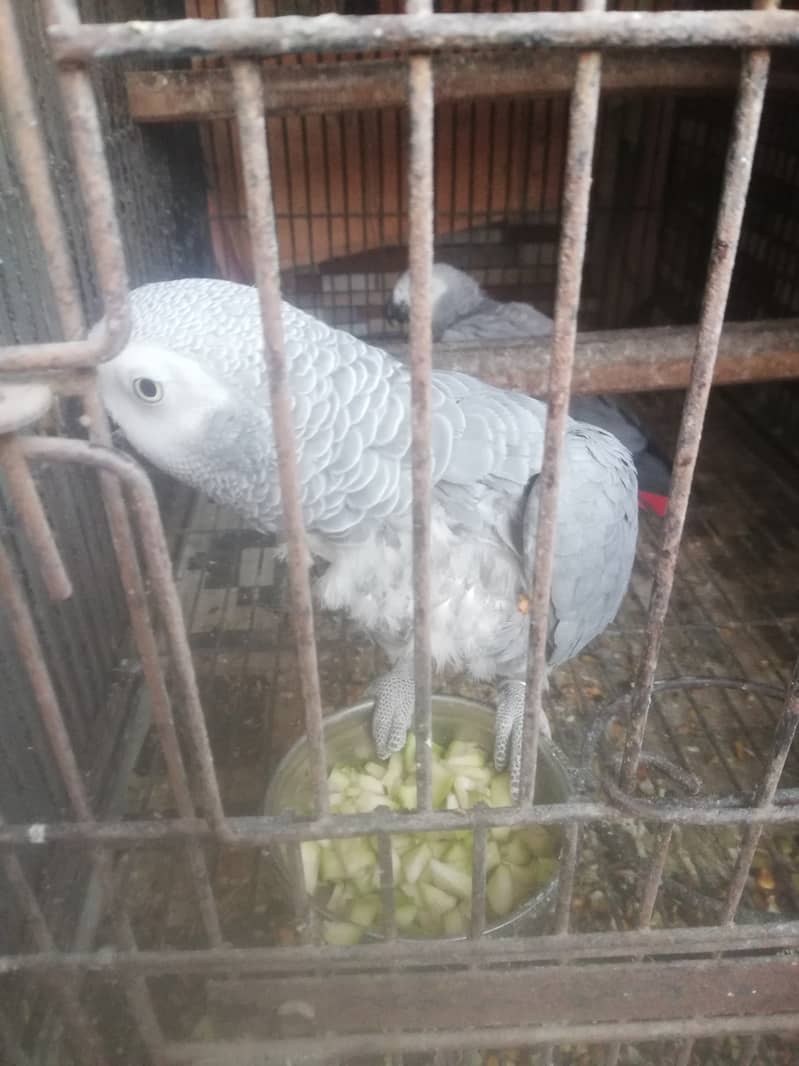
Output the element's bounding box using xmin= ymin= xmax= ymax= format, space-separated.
xmin=1 ymin=0 xmax=799 ymax=1064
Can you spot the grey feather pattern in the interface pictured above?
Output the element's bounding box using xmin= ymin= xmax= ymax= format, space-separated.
xmin=114 ymin=277 xmax=638 ymax=687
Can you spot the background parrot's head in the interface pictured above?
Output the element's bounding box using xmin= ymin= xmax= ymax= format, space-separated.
xmin=98 ymin=340 xmax=253 ymax=484
xmin=387 ymin=262 xmax=483 ymax=341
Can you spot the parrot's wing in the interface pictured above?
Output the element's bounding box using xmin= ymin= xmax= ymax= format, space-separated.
xmin=442 ymin=299 xmax=553 ymax=342
xmin=522 ymin=426 xmax=639 ymax=666
xmin=568 ymin=394 xmax=647 ymax=456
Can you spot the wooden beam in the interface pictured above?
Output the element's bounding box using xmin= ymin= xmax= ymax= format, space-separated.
xmin=127 ymin=51 xmax=799 ymax=123
xmin=385 ymin=319 xmax=799 ymax=395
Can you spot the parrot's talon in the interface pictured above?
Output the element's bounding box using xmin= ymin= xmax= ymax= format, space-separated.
xmin=369 ymin=660 xmax=415 ymax=760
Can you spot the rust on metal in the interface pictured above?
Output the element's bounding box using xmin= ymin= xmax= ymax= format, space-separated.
xmin=4 ymin=918 xmax=799 ymax=979
xmin=620 ymin=38 xmax=775 ymax=791
xmin=519 ymin=0 xmax=606 ymax=805
xmin=19 ymin=434 xmax=229 ymax=837
xmin=124 ymin=51 xmax=799 ymax=124
xmin=222 ymin=0 xmax=328 ymax=818
xmin=0 ymin=539 xmax=163 ymax=1058
xmin=0 ymin=817 xmax=108 ymax=1066
xmin=406 ymin=0 xmax=435 ymax=812
xmin=0 ymin=0 xmax=85 ymax=340
xmin=78 ymin=386 xmax=223 ymax=946
xmin=42 ymin=0 xmax=131 ymax=356
xmin=206 ymin=956 xmax=799 ymax=1033
xmin=0 ymin=433 xmax=72 ymax=602
xmin=720 ymin=654 xmax=799 ymax=924
xmin=158 ymin=1012 xmax=799 ymax=1061
xmin=47 ymin=11 xmax=799 ymax=63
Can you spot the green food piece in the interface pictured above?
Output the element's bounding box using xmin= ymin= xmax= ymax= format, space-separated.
xmin=429 ymin=858 xmax=473 ymax=901
xmin=419 ymin=882 xmax=457 ymax=916
xmin=299 ymin=841 xmax=320 ymax=896
xmin=489 ymin=773 xmax=512 ymax=809
xmin=323 ymin=920 xmax=364 ymax=946
xmin=402 ymin=842 xmax=431 ymax=885
xmin=523 ymin=826 xmax=556 ymax=859
xmin=349 ymin=893 xmax=381 ymax=928
xmin=486 ymin=864 xmax=515 ymax=918
xmin=395 ymin=903 xmax=417 ymax=929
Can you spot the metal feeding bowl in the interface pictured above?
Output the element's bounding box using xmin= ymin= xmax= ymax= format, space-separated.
xmin=265 ymin=695 xmax=571 ymax=940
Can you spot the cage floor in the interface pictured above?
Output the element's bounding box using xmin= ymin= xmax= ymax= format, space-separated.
xmin=111 ymin=387 xmax=799 ymax=1059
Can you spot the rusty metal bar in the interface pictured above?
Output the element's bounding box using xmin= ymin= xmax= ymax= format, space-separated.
xmin=160 ymin=1012 xmax=799 ymax=1061
xmin=43 ymin=0 xmax=129 ymax=352
xmin=604 ymin=822 xmax=675 ymax=1066
xmin=223 ymin=0 xmax=328 ymax=819
xmin=620 ymin=36 xmax=775 ymax=790
xmin=469 ymin=824 xmax=487 ymax=938
xmin=125 ymin=52 xmax=799 ymax=124
xmin=3 ymin=782 xmax=799 ymax=852
xmin=79 ymin=386 xmax=223 ymax=946
xmin=406 ymin=0 xmax=434 ymax=812
xmin=377 ymin=832 xmax=397 ymax=940
xmin=0 ymin=541 xmax=163 ymax=1058
xmin=2 ymin=0 xmax=223 ymax=940
xmin=519 ymin=0 xmax=605 ymax=805
xmin=47 ymin=11 xmax=799 ymax=63
xmin=0 ymin=434 xmax=72 ymax=601
xmin=720 ymin=654 xmax=799 ymax=925
xmin=0 ymin=0 xmax=84 ymax=341
xmin=4 ymin=918 xmax=799 ymax=979
xmin=0 ymin=821 xmax=107 ymax=1066
xmin=19 ymin=434 xmax=229 ymax=836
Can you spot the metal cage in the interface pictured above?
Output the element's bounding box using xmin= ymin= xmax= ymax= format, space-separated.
xmin=1 ymin=1 xmax=799 ymax=1064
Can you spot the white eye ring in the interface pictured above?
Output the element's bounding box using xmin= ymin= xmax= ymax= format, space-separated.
xmin=132 ymin=377 xmax=164 ymax=404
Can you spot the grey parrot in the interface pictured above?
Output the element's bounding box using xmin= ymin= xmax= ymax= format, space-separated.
xmin=388 ymin=262 xmax=671 ymax=517
xmin=98 ymin=278 xmax=639 ymax=787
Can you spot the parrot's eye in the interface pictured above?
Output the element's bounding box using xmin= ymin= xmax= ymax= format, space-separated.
xmin=132 ymin=377 xmax=164 ymax=404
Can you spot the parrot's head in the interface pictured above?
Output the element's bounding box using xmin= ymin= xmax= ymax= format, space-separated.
xmin=387 ymin=263 xmax=483 ymax=341
xmin=98 ymin=340 xmax=248 ymax=483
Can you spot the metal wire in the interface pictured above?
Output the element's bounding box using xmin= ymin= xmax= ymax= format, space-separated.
xmin=0 ymin=0 xmax=798 ymax=1063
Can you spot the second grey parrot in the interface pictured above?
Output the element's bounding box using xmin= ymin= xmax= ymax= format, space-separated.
xmin=388 ymin=262 xmax=672 ymax=516
xmin=98 ymin=278 xmax=639 ymax=788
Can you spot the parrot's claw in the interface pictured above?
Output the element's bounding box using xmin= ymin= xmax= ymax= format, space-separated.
xmin=369 ymin=661 xmax=416 ymax=760
xmin=494 ymin=680 xmax=552 ymax=796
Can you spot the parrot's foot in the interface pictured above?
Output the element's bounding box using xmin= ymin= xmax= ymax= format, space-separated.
xmin=369 ymin=661 xmax=416 ymax=759
xmin=494 ymin=680 xmax=552 ymax=794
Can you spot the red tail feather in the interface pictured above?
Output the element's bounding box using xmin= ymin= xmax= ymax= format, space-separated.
xmin=638 ymin=491 xmax=668 ymax=517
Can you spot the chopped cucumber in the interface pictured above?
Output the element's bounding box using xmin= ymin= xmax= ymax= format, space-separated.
xmin=429 ymin=858 xmax=473 ymax=901
xmin=299 ymin=841 xmax=320 ymax=896
xmin=419 ymin=881 xmax=457 ymax=916
xmin=486 ymin=864 xmax=515 ymax=918
xmin=323 ymin=920 xmax=364 ymax=946
xmin=306 ymin=730 xmax=560 ymax=939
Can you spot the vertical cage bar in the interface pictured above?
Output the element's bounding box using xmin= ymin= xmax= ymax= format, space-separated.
xmin=224 ymin=0 xmax=328 ymax=818
xmin=470 ymin=824 xmax=488 ymax=938
xmin=0 ymin=537 xmax=165 ymax=1061
xmin=604 ymin=823 xmax=674 ymax=1066
xmin=0 ymin=0 xmax=85 ymax=341
xmin=620 ymin=32 xmax=776 ymax=790
xmin=405 ymin=0 xmax=435 ymax=812
xmin=518 ymin=0 xmax=606 ymax=806
xmin=43 ymin=0 xmax=130 ymax=351
xmin=0 ymin=435 xmax=72 ymax=601
xmin=8 ymin=0 xmax=225 ymax=933
xmin=81 ymin=386 xmax=224 ymax=945
xmin=377 ymin=832 xmax=397 ymax=940
xmin=720 ymin=654 xmax=799 ymax=924
xmin=0 ymin=826 xmax=107 ymax=1066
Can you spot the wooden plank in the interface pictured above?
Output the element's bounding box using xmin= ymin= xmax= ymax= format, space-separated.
xmin=126 ymin=52 xmax=799 ymax=124
xmin=207 ymin=956 xmax=799 ymax=1037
